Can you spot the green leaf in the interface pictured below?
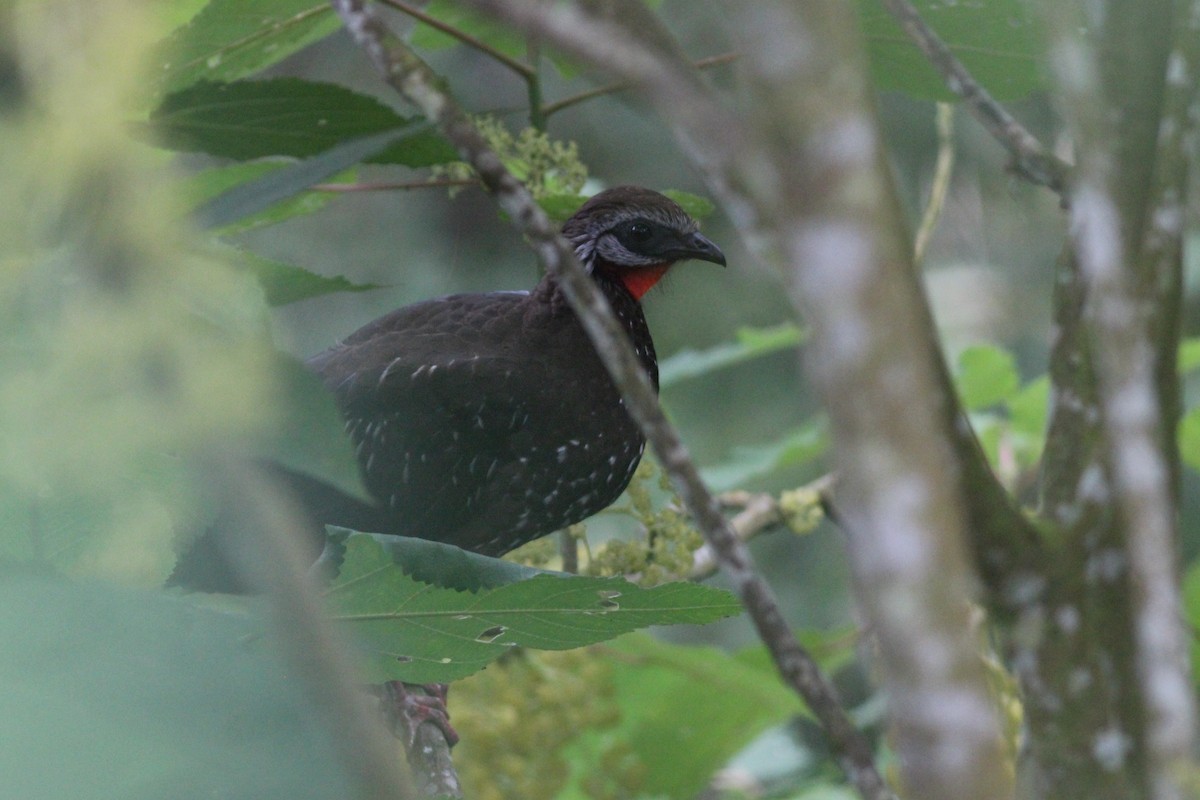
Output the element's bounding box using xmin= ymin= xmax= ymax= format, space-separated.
xmin=660 ymin=324 xmax=806 ymax=388
xmin=1179 ymin=406 xmax=1200 ymax=476
xmin=1182 ymin=559 xmax=1200 ymax=679
xmin=236 ymin=251 xmax=382 ymax=306
xmin=539 ymin=193 xmax=589 ymax=222
xmin=1008 ymin=375 xmax=1049 ymax=466
xmin=955 ymin=343 xmax=1021 ymax=411
xmin=571 ymin=633 xmax=809 ymax=799
xmin=325 ymin=534 xmax=742 ymax=683
xmin=156 ymin=0 xmax=340 ymax=95
xmin=0 ymin=571 xmax=353 ymax=799
xmin=661 ymin=189 xmax=716 ymax=219
xmin=858 ymin=0 xmax=1042 ymax=101
xmin=149 ymin=79 xmax=453 ymax=163
xmin=193 ymin=126 xmax=417 ymax=230
xmin=409 ymin=0 xmax=526 ymax=60
xmin=342 ymin=529 xmax=552 ymax=593
xmin=1180 ymin=337 xmax=1200 ymax=374
xmin=702 ymin=418 xmax=829 ymax=491
xmin=183 ymin=161 xmax=350 ymax=233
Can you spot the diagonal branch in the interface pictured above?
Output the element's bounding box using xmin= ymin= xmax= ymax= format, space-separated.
xmin=878 ymin=0 xmax=1070 ymax=195
xmin=328 ymin=2 xmax=893 ymax=799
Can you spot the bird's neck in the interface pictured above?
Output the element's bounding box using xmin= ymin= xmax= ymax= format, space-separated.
xmin=534 ymin=267 xmax=659 ymax=388
xmin=612 ymin=263 xmax=671 ymax=300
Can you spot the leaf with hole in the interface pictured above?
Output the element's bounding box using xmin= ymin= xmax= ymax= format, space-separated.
xmin=325 ymin=534 xmax=742 ymax=683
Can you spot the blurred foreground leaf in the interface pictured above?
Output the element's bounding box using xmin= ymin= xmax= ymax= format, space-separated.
xmin=0 ymin=571 xmax=352 ymax=800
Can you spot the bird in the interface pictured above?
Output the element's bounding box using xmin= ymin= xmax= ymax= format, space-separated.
xmin=169 ymin=185 xmax=725 ymax=591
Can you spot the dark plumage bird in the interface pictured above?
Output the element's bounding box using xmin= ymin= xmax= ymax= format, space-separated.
xmin=171 ymin=186 xmax=724 ymax=590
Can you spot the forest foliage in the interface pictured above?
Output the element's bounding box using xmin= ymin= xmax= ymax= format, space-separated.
xmin=3 ymin=1 xmax=1199 ymax=799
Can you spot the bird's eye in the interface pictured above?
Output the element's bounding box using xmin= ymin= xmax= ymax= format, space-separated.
xmin=623 ymin=222 xmax=654 ymax=242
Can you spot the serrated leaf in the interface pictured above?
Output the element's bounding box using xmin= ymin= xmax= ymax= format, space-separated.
xmin=236 ymin=252 xmax=382 ymax=306
xmin=858 ymin=0 xmax=1042 ymax=101
xmin=660 ymin=324 xmax=806 ymax=388
xmin=0 ymin=571 xmax=352 ymax=799
xmin=956 ymin=343 xmax=1021 ymax=410
xmin=326 ymin=534 xmax=742 ymax=682
xmin=150 ymin=79 xmax=436 ymax=161
xmin=702 ymin=419 xmax=829 ymax=491
xmin=661 ymin=189 xmax=716 ymax=219
xmin=156 ymin=0 xmax=340 ymax=95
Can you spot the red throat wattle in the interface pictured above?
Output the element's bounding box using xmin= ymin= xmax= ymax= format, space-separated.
xmin=618 ymin=263 xmax=671 ymax=300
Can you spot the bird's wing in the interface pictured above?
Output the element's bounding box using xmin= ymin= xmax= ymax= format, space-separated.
xmin=304 ymin=293 xmax=554 ymax=537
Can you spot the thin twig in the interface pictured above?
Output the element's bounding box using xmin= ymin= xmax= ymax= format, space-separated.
xmin=690 ymin=474 xmax=837 ymax=581
xmin=379 ymin=0 xmax=535 ymax=78
xmin=913 ymin=102 xmax=955 ymax=265
xmin=541 ymin=51 xmax=739 ymax=117
xmin=312 ymin=178 xmax=480 ymax=192
xmin=878 ymin=0 xmax=1070 ymax=195
xmin=329 ymin=2 xmax=892 ymax=799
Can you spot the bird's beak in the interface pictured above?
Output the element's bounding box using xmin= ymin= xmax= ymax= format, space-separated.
xmin=674 ymin=232 xmax=727 ymax=267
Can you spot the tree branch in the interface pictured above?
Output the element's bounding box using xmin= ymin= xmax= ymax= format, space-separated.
xmin=1042 ymin=4 xmax=1196 ymax=799
xmin=461 ymin=2 xmax=1017 ymax=798
xmin=878 ymin=0 xmax=1070 ymax=195
xmin=312 ymin=178 xmax=480 ymax=192
xmin=329 ymin=1 xmax=893 ymax=798
xmin=689 ymin=476 xmax=835 ymax=581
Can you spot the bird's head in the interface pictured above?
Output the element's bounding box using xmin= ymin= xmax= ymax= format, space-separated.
xmin=562 ymin=186 xmax=726 ymax=300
